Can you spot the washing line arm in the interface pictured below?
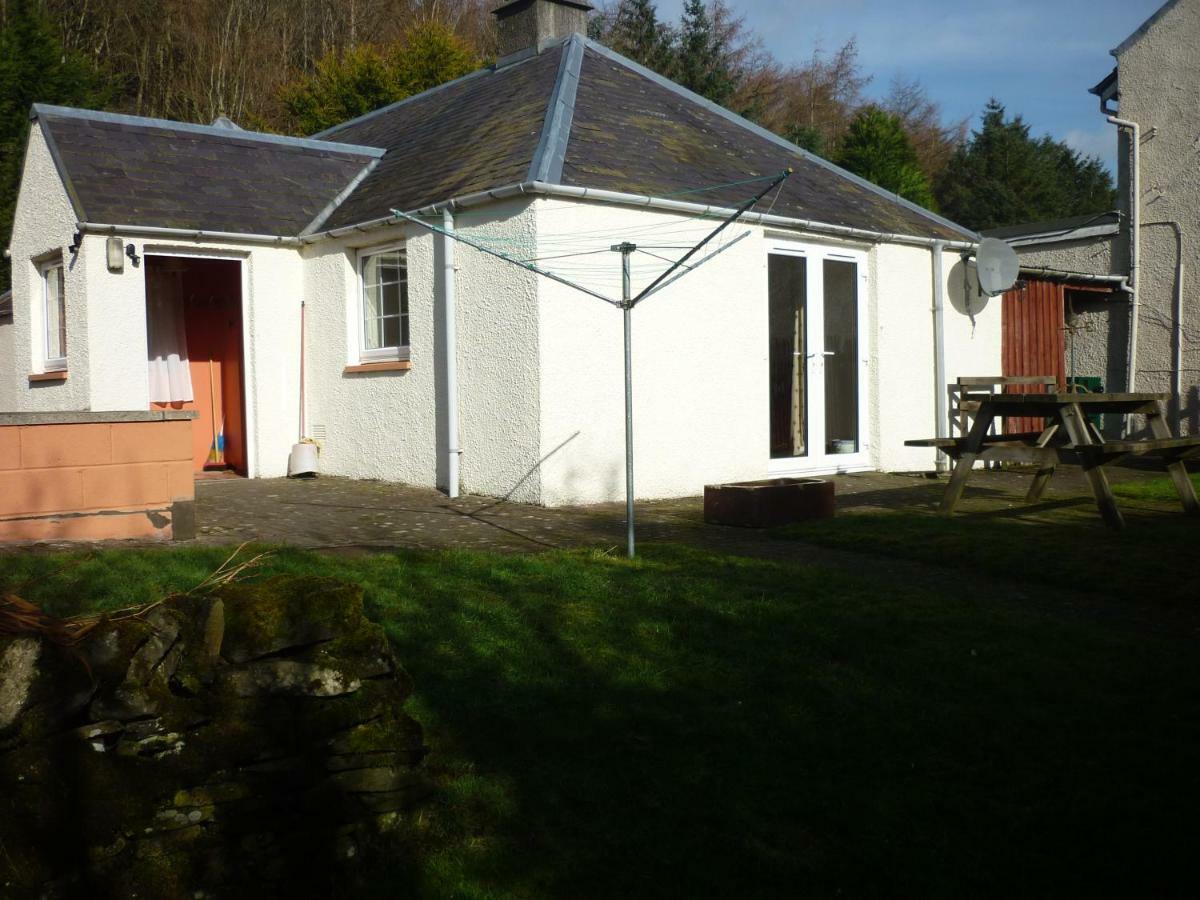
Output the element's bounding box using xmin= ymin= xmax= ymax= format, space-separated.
xmin=390 ymin=207 xmax=621 ymax=307
xmin=636 ymin=230 xmax=753 ymax=301
xmin=631 ymin=169 xmax=792 ymax=307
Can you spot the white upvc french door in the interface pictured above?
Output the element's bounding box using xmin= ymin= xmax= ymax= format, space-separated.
xmin=766 ymin=240 xmax=870 ymax=474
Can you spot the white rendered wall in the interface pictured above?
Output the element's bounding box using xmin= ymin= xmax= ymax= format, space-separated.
xmin=534 ymin=200 xmax=1000 ymax=504
xmin=873 ymin=244 xmax=1001 ymax=471
xmin=6 ymin=122 xmax=90 ymax=410
xmin=0 ymin=320 xmax=14 ymax=410
xmin=535 ymin=199 xmax=770 ymax=505
xmin=301 ymin=199 xmax=541 ymax=500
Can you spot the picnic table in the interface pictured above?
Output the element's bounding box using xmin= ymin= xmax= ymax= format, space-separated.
xmin=906 ymin=391 xmax=1200 ymax=529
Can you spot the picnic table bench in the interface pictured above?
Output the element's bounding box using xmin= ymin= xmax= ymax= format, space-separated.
xmin=907 ymin=391 xmax=1200 ymax=529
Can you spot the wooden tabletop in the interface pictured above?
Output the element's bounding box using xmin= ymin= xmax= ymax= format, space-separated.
xmin=965 ymin=392 xmax=1166 ymax=413
xmin=966 ymin=392 xmax=1165 ymax=404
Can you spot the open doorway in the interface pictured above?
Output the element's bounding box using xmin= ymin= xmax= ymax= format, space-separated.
xmin=145 ymin=255 xmax=247 ymax=475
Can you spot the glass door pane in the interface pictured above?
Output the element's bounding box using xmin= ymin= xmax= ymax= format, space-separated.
xmin=768 ymin=255 xmax=807 ymax=458
xmin=822 ymin=258 xmax=858 ymax=455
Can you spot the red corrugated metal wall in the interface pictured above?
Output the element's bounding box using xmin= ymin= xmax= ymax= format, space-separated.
xmin=1002 ymin=279 xmax=1065 ymax=433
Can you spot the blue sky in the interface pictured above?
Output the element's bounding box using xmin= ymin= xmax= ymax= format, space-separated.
xmin=656 ymin=0 xmax=1165 ymax=173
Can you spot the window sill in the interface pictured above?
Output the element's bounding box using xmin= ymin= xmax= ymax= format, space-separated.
xmin=29 ymin=371 xmax=68 ymax=383
xmin=343 ymin=360 xmax=411 ymax=374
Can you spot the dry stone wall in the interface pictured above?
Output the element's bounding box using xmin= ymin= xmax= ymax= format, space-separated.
xmin=0 ymin=576 xmax=427 ymax=898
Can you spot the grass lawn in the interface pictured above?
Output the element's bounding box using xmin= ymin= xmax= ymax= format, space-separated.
xmin=3 ymin=541 xmax=1198 ymax=898
xmin=779 ymin=473 xmax=1200 ymax=606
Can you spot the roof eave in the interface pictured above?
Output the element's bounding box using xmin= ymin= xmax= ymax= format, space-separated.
xmin=303 ymin=180 xmax=977 ymax=250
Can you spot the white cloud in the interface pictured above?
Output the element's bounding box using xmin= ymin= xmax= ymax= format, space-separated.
xmin=1064 ymin=127 xmax=1116 ymax=165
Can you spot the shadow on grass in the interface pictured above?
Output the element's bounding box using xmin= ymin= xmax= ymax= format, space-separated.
xmin=776 ymin=496 xmax=1200 ymax=607
xmin=4 ymin=545 xmax=1200 ymax=898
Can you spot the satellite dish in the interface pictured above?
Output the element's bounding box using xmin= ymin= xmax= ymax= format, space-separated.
xmin=974 ymin=237 xmax=1020 ymax=296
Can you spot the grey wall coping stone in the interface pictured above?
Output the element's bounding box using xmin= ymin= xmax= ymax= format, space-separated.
xmin=0 ymin=410 xmax=198 ymax=426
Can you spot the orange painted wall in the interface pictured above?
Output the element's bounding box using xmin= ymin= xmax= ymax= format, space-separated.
xmin=0 ymin=418 xmax=194 ymax=543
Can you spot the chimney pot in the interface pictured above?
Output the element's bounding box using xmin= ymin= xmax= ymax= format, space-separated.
xmin=493 ymin=0 xmax=593 ymax=62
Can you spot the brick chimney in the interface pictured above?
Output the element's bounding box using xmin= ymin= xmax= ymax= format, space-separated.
xmin=493 ymin=0 xmax=593 ymax=62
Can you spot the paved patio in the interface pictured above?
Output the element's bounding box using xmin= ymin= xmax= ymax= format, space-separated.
xmin=193 ymin=465 xmax=1157 ymax=555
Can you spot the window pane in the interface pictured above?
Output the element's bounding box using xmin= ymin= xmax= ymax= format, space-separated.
xmin=383 ymin=316 xmax=400 ymax=349
xmin=364 ymin=314 xmax=384 ymax=351
xmin=363 ymin=282 xmax=382 ymax=320
xmin=381 ymin=281 xmax=400 ymax=317
xmin=45 ymin=265 xmax=66 ymax=361
xmin=361 ymin=248 xmax=408 ymax=354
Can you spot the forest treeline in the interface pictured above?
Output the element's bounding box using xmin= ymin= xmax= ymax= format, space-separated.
xmin=1 ymin=0 xmax=1115 ymax=291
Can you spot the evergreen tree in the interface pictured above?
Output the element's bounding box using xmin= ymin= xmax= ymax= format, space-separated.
xmin=281 ymin=23 xmax=479 ymax=136
xmin=607 ymin=0 xmax=674 ymax=74
xmin=784 ymin=123 xmax=825 ymax=157
xmin=675 ymin=0 xmax=736 ymax=105
xmin=836 ymin=106 xmax=935 ymax=209
xmin=0 ymin=0 xmax=110 ymax=290
xmin=934 ymin=99 xmax=1115 ymax=231
xmin=390 ymin=21 xmax=480 ymax=98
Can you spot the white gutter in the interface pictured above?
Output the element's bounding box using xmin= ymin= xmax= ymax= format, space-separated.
xmin=442 ymin=208 xmax=461 ymax=499
xmin=1018 ymin=266 xmax=1132 ymax=289
xmin=302 ymin=181 xmax=979 ymax=251
xmin=1144 ymin=221 xmax=1185 ymax=412
xmin=1008 ymin=223 xmax=1120 ymax=247
xmin=77 ymin=221 xmax=299 ymax=246
xmin=1107 ymin=115 xmax=1140 ymax=392
xmin=931 ymin=242 xmax=949 ymax=473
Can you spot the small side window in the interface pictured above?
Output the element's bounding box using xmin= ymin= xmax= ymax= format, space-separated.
xmin=358 ymin=246 xmax=408 ymax=362
xmin=41 ymin=260 xmax=67 ymax=371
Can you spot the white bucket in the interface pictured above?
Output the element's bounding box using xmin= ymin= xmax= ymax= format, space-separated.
xmin=287 ymin=441 xmax=319 ymax=477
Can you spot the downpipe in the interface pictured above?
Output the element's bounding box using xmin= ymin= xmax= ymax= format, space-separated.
xmin=442 ymin=209 xmax=461 ymax=498
xmin=931 ymin=241 xmax=949 ymax=474
xmin=1107 ymin=115 xmax=1140 ymax=395
xmin=1144 ymin=221 xmax=1185 ymax=420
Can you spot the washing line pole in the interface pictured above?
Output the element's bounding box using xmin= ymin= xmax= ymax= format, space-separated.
xmin=616 ymin=242 xmax=637 ymax=558
xmin=389 ymin=168 xmax=790 ymax=559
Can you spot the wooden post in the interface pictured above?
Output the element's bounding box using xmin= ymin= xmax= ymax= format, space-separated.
xmin=1145 ymin=401 xmax=1200 ymax=514
xmin=939 ymin=405 xmax=994 ymax=515
xmin=1058 ymin=402 xmax=1124 ymax=530
xmin=1024 ymin=422 xmax=1060 ymax=502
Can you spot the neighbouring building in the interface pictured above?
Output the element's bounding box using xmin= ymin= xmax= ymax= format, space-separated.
xmin=0 ymin=0 xmax=998 ymax=507
xmin=991 ymin=0 xmax=1200 ymax=434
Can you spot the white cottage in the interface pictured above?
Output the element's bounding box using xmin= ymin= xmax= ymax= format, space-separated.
xmin=0 ymin=0 xmax=999 ymax=506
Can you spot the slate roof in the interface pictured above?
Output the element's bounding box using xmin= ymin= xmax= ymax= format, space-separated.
xmin=30 ymin=34 xmax=974 ymax=243
xmin=983 ymin=212 xmax=1120 ymax=242
xmin=563 ymin=44 xmax=968 ymax=240
xmin=316 ymin=36 xmax=971 ymax=241
xmin=316 ymin=45 xmax=564 ymax=230
xmin=33 ymin=105 xmax=383 ymax=236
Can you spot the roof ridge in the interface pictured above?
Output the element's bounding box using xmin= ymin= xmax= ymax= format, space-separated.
xmin=298 ymin=157 xmax=383 ymax=237
xmin=580 ymin=38 xmax=977 ymax=241
xmin=528 ymin=33 xmax=585 ymax=183
xmin=31 ymin=104 xmax=385 ymax=158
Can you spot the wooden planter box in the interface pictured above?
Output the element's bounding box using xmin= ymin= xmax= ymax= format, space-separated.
xmin=703 ymin=478 xmax=835 ymax=528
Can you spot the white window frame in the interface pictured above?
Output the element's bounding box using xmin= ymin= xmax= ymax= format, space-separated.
xmin=39 ymin=257 xmax=67 ymax=372
xmin=355 ymin=243 xmax=409 ymax=363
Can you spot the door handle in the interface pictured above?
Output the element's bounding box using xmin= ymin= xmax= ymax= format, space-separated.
xmin=805 ymin=351 xmax=835 ymax=358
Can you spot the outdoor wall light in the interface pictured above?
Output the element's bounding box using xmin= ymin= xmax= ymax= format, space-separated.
xmin=106 ymin=236 xmax=124 ymax=272
xmin=68 ymin=230 xmax=83 ymax=255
